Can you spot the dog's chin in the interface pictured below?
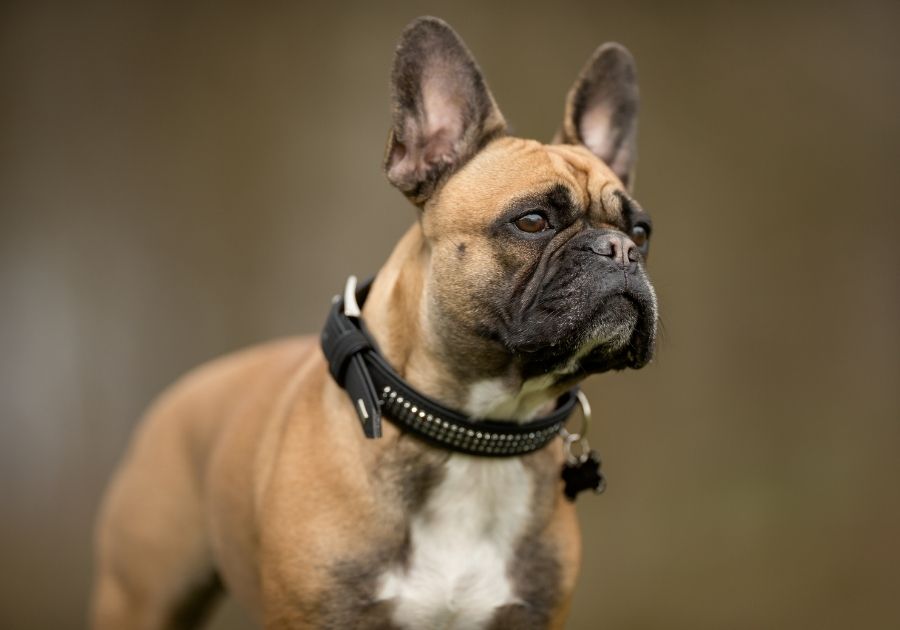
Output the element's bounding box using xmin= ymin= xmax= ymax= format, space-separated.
xmin=509 ymin=294 xmax=656 ymax=380
xmin=568 ymin=295 xmax=653 ymax=374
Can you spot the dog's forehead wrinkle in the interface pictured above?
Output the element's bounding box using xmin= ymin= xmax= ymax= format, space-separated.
xmin=546 ymin=151 xmax=589 ymax=207
xmin=543 ymin=144 xmax=623 ymax=223
xmin=594 ymin=181 xmax=623 ymax=225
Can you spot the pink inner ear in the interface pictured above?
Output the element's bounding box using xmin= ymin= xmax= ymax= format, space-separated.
xmin=423 ymin=73 xmax=464 ymax=162
xmin=579 ymin=104 xmax=615 ymax=159
xmin=389 ymin=141 xmax=407 ymax=165
xmin=386 ymin=117 xmax=456 ymax=190
xmin=386 ymin=129 xmax=419 ymax=189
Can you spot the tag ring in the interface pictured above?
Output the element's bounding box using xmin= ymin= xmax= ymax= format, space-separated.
xmin=561 ymin=390 xmax=593 ymax=464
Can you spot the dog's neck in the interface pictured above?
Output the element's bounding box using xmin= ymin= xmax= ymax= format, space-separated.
xmin=362 ymin=224 xmax=560 ymax=422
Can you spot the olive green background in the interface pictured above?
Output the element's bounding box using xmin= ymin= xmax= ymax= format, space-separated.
xmin=2 ymin=1 xmax=898 ymax=628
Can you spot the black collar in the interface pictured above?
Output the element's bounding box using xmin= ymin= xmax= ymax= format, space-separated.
xmin=321 ymin=277 xmax=578 ymax=457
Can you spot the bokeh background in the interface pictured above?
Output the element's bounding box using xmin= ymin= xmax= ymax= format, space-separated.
xmin=2 ymin=1 xmax=898 ymax=628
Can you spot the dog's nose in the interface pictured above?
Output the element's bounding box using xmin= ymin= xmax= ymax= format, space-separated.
xmin=591 ymin=232 xmax=639 ymax=267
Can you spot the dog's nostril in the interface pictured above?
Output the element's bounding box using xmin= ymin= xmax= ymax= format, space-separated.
xmin=592 ymin=234 xmax=637 ymax=266
xmin=592 ymin=241 xmax=613 ymax=257
xmin=608 ymin=239 xmax=621 ymax=261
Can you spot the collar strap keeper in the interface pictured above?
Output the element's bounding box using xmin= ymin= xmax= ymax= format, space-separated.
xmin=321 ymin=276 xmax=578 ymax=457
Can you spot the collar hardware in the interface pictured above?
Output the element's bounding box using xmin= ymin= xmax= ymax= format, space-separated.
xmin=321 ymin=275 xmax=579 ymax=457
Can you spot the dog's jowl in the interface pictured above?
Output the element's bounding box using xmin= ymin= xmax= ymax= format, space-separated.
xmin=91 ymin=16 xmax=657 ymax=630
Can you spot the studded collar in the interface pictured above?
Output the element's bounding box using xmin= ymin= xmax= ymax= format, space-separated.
xmin=320 ymin=276 xmax=579 ymax=457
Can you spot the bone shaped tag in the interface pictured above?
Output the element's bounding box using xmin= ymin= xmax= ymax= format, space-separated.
xmin=562 ymin=450 xmax=606 ymax=501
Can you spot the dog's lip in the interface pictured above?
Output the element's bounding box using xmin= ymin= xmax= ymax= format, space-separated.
xmin=579 ymin=307 xmax=656 ymax=371
xmin=505 ymin=292 xmax=646 ymax=362
xmin=569 ymin=291 xmax=657 ymax=371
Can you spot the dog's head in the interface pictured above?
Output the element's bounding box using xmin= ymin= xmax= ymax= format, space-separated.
xmin=382 ymin=17 xmax=657 ymax=401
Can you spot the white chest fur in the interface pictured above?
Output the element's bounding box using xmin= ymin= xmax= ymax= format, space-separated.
xmin=377 ymin=456 xmax=534 ymax=629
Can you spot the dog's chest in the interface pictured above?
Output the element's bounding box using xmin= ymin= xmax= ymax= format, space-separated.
xmin=376 ymin=456 xmax=534 ymax=630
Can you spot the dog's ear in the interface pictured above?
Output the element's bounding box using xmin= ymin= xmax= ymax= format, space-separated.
xmin=557 ymin=43 xmax=639 ymax=190
xmin=384 ymin=17 xmax=506 ymax=206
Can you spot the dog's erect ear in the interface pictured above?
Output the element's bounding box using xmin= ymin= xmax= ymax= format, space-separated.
xmin=557 ymin=43 xmax=639 ymax=190
xmin=384 ymin=17 xmax=506 ymax=206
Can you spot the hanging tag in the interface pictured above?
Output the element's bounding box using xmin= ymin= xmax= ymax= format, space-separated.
xmin=560 ymin=390 xmax=605 ymax=501
xmin=562 ymin=450 xmax=605 ymax=500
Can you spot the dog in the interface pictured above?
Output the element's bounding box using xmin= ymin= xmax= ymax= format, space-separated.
xmin=91 ymin=16 xmax=657 ymax=630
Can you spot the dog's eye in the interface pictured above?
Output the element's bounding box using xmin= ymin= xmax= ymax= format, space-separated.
xmin=514 ymin=213 xmax=550 ymax=233
xmin=631 ymin=224 xmax=649 ymax=248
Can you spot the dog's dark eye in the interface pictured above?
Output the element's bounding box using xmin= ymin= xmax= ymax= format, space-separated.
xmin=514 ymin=213 xmax=550 ymax=233
xmin=631 ymin=224 xmax=649 ymax=248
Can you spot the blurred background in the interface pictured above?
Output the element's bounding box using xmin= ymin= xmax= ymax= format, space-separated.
xmin=2 ymin=1 xmax=898 ymax=628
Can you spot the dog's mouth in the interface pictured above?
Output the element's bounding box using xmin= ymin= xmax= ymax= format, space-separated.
xmin=577 ymin=314 xmax=655 ymax=373
xmin=576 ymin=293 xmax=657 ymax=372
xmin=507 ymin=290 xmax=657 ymax=380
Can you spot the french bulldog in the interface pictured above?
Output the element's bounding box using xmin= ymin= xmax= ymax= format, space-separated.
xmin=91 ymin=16 xmax=657 ymax=630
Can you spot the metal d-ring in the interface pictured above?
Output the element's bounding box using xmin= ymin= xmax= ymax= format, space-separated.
xmin=560 ymin=390 xmax=593 ymax=465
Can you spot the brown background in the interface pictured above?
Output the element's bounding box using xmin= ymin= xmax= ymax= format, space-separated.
xmin=2 ymin=1 xmax=898 ymax=628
